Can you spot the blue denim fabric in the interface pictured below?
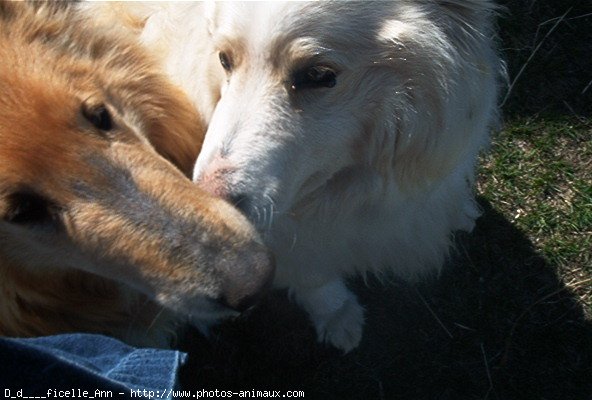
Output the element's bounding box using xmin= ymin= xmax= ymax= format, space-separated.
xmin=0 ymin=333 xmax=187 ymax=399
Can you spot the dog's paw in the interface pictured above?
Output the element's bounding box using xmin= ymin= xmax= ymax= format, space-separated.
xmin=294 ymin=280 xmax=365 ymax=353
xmin=312 ymin=296 xmax=365 ymax=353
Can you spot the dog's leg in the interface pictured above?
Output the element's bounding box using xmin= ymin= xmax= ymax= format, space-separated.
xmin=294 ymin=279 xmax=364 ymax=353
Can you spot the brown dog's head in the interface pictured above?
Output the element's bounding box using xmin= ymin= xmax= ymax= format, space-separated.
xmin=0 ymin=2 xmax=273 ymax=341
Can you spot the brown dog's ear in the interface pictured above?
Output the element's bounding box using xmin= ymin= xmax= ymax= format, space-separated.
xmin=116 ymin=75 xmax=205 ymax=178
xmin=97 ymin=64 xmax=204 ymax=178
xmin=80 ymin=2 xmax=153 ymax=35
xmin=98 ymin=52 xmax=204 ymax=177
xmin=73 ymin=4 xmax=204 ymax=178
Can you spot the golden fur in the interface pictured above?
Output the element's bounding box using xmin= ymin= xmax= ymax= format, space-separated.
xmin=0 ymin=1 xmax=273 ymax=347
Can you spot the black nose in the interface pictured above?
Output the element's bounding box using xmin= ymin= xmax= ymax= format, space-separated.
xmin=219 ymin=243 xmax=275 ymax=312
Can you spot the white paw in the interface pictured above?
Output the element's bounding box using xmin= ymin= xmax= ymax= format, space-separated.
xmin=294 ymin=280 xmax=365 ymax=353
xmin=312 ymin=296 xmax=365 ymax=353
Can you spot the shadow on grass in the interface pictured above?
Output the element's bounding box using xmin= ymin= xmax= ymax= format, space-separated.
xmin=179 ymin=198 xmax=592 ymax=400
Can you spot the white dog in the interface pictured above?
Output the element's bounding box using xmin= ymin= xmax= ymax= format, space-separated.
xmin=99 ymin=1 xmax=502 ymax=352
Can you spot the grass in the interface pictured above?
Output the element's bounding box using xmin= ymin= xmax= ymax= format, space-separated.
xmin=180 ymin=1 xmax=592 ymax=399
xmin=478 ymin=116 xmax=592 ymax=311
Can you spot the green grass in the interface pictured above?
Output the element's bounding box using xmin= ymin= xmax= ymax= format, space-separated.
xmin=478 ymin=116 xmax=592 ymax=310
xmin=180 ymin=1 xmax=592 ymax=399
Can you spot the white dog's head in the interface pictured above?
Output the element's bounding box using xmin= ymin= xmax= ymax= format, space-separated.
xmin=194 ymin=1 xmax=500 ymax=227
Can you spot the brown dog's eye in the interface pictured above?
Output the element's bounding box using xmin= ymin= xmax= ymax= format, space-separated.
xmin=219 ymin=51 xmax=233 ymax=72
xmin=5 ymin=192 xmax=57 ymax=226
xmin=291 ymin=66 xmax=337 ymax=90
xmin=81 ymin=103 xmax=113 ymax=131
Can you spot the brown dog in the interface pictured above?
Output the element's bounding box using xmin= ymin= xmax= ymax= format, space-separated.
xmin=0 ymin=1 xmax=273 ymax=347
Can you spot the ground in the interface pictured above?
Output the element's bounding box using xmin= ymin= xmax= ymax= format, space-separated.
xmin=180 ymin=1 xmax=592 ymax=398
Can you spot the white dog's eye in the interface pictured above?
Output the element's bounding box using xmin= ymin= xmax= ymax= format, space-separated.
xmin=219 ymin=51 xmax=233 ymax=72
xmin=291 ymin=66 xmax=337 ymax=90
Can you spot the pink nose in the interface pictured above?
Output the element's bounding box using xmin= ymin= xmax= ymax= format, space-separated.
xmin=196 ymin=155 xmax=234 ymax=199
xmin=197 ymin=155 xmax=253 ymax=215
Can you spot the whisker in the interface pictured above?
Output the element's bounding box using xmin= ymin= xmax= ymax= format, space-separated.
xmin=264 ymin=194 xmax=276 ymax=232
xmin=290 ymin=233 xmax=298 ymax=252
xmin=253 ymin=205 xmax=261 ymax=226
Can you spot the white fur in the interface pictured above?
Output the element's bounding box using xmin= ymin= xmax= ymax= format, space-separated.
xmin=138 ymin=2 xmax=224 ymax=127
xmin=135 ymin=1 xmax=502 ymax=352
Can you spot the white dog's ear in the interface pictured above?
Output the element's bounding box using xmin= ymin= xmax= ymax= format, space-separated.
xmin=436 ymin=0 xmax=499 ymax=14
xmin=203 ymin=1 xmax=217 ymax=36
xmin=373 ymin=3 xmax=499 ymax=189
xmin=435 ymin=0 xmax=501 ymax=33
xmin=372 ymin=17 xmax=452 ymax=188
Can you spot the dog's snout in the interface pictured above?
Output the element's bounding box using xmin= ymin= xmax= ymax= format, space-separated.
xmin=197 ymin=158 xmax=254 ymax=216
xmin=219 ymin=243 xmax=275 ymax=312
